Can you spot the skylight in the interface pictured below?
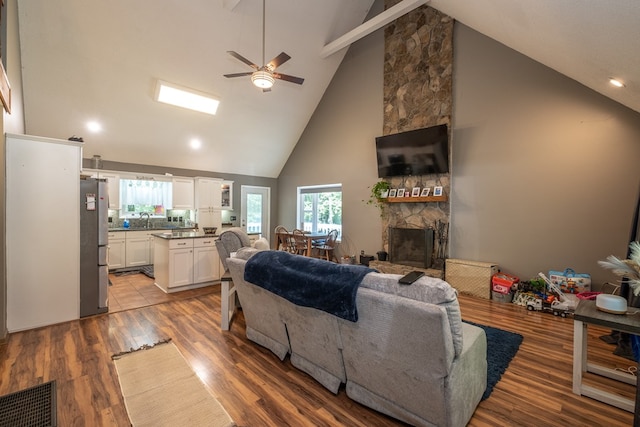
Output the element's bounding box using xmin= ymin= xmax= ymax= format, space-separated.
xmin=154 ymin=80 xmax=220 ymax=115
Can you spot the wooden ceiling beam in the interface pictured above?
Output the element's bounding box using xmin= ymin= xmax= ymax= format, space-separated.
xmin=320 ymin=0 xmax=430 ymax=58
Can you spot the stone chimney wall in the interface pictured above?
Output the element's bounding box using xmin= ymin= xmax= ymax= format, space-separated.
xmin=381 ymin=1 xmax=453 ymax=267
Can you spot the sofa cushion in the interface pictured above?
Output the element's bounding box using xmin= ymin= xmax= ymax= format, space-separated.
xmin=360 ymin=273 xmax=464 ymax=357
xmin=216 ymin=227 xmax=253 ymax=270
xmin=252 ymin=237 xmax=270 ymax=250
xmin=235 ymin=246 xmax=263 ymax=260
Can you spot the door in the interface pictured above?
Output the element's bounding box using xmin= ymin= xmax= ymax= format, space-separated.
xmin=241 ymin=185 xmax=270 ymax=238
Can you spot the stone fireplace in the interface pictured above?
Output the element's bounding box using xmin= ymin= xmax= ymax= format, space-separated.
xmin=389 ymin=227 xmax=434 ymax=268
xmin=380 ymin=2 xmax=453 ymax=268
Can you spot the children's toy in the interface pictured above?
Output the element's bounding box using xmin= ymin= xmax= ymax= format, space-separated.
xmin=524 ymin=273 xmax=574 ymax=317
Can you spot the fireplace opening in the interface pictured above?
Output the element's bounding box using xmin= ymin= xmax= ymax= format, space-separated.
xmin=389 ymin=227 xmax=434 ymax=269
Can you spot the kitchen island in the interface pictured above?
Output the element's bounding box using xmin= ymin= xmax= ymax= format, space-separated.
xmin=152 ymin=232 xmax=221 ymax=293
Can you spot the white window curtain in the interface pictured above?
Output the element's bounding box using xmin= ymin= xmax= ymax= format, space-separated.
xmin=120 ymin=179 xmax=172 ymax=216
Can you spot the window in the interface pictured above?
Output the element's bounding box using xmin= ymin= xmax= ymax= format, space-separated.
xmin=119 ymin=178 xmax=172 ymax=218
xmin=298 ymin=184 xmax=342 ymax=238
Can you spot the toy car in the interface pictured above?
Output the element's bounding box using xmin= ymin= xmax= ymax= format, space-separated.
xmin=526 ymin=298 xmax=572 ymax=318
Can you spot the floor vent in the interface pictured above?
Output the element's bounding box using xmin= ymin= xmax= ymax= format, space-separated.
xmin=0 ymin=380 xmax=56 ymax=427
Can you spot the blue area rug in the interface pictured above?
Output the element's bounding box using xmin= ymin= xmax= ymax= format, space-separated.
xmin=464 ymin=321 xmax=524 ymax=400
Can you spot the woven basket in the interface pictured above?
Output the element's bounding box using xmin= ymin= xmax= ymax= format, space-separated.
xmin=445 ymin=259 xmax=498 ymax=299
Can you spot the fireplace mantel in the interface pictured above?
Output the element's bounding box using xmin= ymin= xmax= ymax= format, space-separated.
xmin=385 ymin=195 xmax=448 ymax=203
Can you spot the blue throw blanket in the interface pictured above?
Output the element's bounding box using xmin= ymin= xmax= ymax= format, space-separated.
xmin=244 ymin=251 xmax=375 ymax=322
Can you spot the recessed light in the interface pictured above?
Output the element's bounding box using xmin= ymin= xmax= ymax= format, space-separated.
xmin=190 ymin=138 xmax=202 ymax=150
xmin=609 ymin=78 xmax=625 ymax=88
xmin=155 ymin=80 xmax=220 ymax=115
xmin=86 ymin=121 xmax=102 ymax=133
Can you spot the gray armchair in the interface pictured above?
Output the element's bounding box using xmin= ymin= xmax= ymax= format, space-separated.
xmin=215 ymin=227 xmax=252 ymax=270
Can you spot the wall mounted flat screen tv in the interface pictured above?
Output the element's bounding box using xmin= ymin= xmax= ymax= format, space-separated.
xmin=375 ymin=124 xmax=449 ymax=178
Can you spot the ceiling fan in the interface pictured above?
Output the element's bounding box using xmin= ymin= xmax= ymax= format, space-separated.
xmin=223 ymin=0 xmax=304 ymax=92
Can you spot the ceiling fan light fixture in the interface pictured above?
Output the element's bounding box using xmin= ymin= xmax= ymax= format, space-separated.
xmin=251 ymin=70 xmax=275 ymax=89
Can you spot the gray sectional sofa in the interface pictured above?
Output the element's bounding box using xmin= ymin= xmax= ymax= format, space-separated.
xmin=226 ymin=249 xmax=487 ymax=427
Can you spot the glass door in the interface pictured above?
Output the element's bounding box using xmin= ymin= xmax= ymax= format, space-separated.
xmin=241 ymin=185 xmax=270 ymax=238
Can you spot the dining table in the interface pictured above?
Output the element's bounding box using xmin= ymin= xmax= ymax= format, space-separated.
xmin=274 ymin=231 xmax=329 ymax=256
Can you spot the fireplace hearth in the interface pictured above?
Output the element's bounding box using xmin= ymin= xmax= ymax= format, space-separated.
xmin=389 ymin=227 xmax=434 ymax=269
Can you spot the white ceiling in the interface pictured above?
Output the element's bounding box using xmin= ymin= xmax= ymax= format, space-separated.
xmin=17 ymin=0 xmax=640 ymax=178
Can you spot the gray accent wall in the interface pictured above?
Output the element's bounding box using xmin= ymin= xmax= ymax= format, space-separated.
xmin=277 ymin=0 xmax=385 ymax=257
xmin=278 ymin=8 xmax=640 ymax=287
xmin=451 ymin=24 xmax=640 ymax=286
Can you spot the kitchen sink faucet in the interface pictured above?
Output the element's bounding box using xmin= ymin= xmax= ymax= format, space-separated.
xmin=139 ymin=212 xmax=151 ymax=229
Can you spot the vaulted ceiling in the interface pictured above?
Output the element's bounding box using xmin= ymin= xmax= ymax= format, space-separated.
xmin=17 ymin=0 xmax=640 ymax=178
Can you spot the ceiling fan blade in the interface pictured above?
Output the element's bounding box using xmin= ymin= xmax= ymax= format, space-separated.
xmin=227 ymin=51 xmax=259 ymax=70
xmin=273 ymin=72 xmax=304 ymax=85
xmin=223 ymin=72 xmax=253 ymax=78
xmin=266 ymin=52 xmax=291 ymax=71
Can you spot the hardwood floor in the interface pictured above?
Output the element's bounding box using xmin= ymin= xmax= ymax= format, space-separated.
xmin=108 ymin=272 xmax=216 ymax=313
xmin=0 ymin=275 xmax=636 ymax=426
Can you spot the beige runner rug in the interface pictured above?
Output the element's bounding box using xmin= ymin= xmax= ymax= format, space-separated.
xmin=113 ymin=341 xmax=235 ymax=427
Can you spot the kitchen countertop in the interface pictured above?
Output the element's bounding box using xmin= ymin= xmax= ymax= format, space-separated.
xmin=152 ymin=231 xmax=219 ymax=239
xmin=109 ymin=226 xmax=197 ymax=232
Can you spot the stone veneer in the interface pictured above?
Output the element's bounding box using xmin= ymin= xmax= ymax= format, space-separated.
xmin=381 ymin=1 xmax=453 ymax=267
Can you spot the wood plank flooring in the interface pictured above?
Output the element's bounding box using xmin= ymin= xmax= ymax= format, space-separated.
xmin=0 ymin=274 xmax=636 ymax=426
xmin=108 ymin=272 xmax=216 ymax=313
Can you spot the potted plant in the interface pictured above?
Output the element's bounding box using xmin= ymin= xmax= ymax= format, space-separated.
xmin=364 ymin=180 xmax=390 ymax=214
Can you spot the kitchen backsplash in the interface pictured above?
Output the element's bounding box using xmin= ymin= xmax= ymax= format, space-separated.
xmin=108 ymin=209 xmax=194 ymax=228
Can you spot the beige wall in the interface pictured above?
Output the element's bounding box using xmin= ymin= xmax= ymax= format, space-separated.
xmin=278 ymin=8 xmax=640 ymax=287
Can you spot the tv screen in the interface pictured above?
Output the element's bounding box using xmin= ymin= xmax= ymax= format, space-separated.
xmin=375 ymin=124 xmax=449 ymax=178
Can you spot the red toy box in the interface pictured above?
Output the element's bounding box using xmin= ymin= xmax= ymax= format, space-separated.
xmin=491 ymin=273 xmax=519 ymax=295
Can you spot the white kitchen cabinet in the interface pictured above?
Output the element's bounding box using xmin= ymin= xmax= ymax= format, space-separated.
xmin=195 ymin=177 xmax=223 ymax=229
xmin=169 ymin=246 xmax=194 ymax=288
xmin=193 ymin=238 xmax=220 ymax=283
xmin=172 ymin=178 xmax=194 ymax=209
xmin=221 ymin=180 xmax=233 ymax=210
xmin=195 ymin=177 xmax=222 ymax=208
xmin=154 ymin=238 xmax=194 ymax=290
xmin=107 ymin=232 xmax=126 ymax=269
xmin=82 ymin=169 xmax=120 ymax=209
xmin=153 ymin=236 xmax=219 ymax=292
xmin=108 ymin=230 xmax=156 ymax=269
xmin=100 ymin=172 xmax=120 ymax=210
xmin=196 ymin=208 xmax=222 ymax=230
xmin=125 ymin=230 xmax=151 ymax=267
xmin=83 ymin=168 xmax=99 ymax=178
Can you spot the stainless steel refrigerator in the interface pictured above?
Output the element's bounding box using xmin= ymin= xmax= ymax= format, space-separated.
xmin=80 ymin=177 xmax=109 ymax=317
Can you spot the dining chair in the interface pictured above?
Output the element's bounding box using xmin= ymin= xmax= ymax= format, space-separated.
xmin=314 ymin=229 xmax=339 ymax=262
xmin=274 ymin=225 xmax=290 ymax=251
xmin=292 ymin=229 xmax=309 ymax=256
